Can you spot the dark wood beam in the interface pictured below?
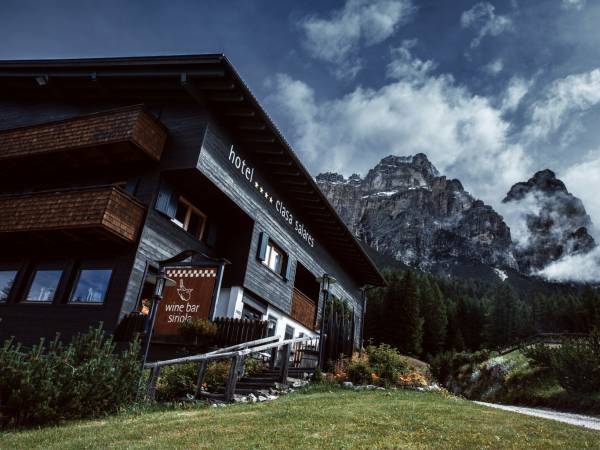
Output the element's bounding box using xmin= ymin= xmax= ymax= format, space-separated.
xmin=264 ymin=159 xmax=292 ymax=167
xmin=224 ymin=109 xmax=256 ymax=117
xmin=195 ymin=81 xmax=236 ymax=91
xmin=279 ymin=179 xmax=308 ymax=186
xmin=236 ymin=120 xmax=266 ymax=131
xmin=272 ymin=171 xmax=301 ymax=177
xmin=180 ymin=73 xmax=207 ymax=106
xmin=209 ymin=93 xmax=244 ymax=102
xmin=252 ymin=148 xmax=284 ymax=155
xmin=242 ymin=134 xmax=276 ymax=143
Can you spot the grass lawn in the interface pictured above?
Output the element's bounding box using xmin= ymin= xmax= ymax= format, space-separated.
xmin=1 ymin=389 xmax=599 ymax=449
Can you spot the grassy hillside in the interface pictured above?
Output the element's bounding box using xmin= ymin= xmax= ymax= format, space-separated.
xmin=1 ymin=389 xmax=598 ymax=449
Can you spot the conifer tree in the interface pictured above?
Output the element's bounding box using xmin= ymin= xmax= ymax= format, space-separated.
xmin=396 ymin=271 xmax=423 ymax=356
xmin=419 ymin=279 xmax=447 ymax=356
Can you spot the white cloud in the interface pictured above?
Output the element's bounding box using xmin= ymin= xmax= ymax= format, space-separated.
xmin=484 ymin=58 xmax=504 ymax=75
xmin=561 ymin=0 xmax=586 ymax=11
xmin=460 ymin=2 xmax=513 ymax=49
xmin=300 ymin=0 xmax=415 ymax=79
xmin=501 ymin=76 xmax=532 ymax=113
xmin=266 ymin=44 xmax=530 ymax=206
xmin=562 ymin=152 xmax=600 ymax=239
xmin=536 ymin=246 xmax=600 ymax=283
xmin=525 ymin=68 xmax=600 ymax=140
xmin=386 ymin=40 xmax=436 ymax=82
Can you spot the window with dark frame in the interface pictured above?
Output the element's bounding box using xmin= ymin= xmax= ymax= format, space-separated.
xmin=25 ymin=268 xmax=64 ymax=302
xmin=257 ymin=232 xmax=294 ymax=281
xmin=171 ymin=196 xmax=207 ymax=239
xmin=70 ymin=268 xmax=113 ymax=304
xmin=0 ymin=269 xmax=18 ymax=301
xmin=264 ymin=240 xmax=285 ymax=274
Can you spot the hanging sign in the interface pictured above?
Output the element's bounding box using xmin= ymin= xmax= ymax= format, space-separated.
xmin=154 ymin=267 xmax=218 ymax=336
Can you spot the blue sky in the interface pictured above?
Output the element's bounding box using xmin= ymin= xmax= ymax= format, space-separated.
xmin=2 ymin=0 xmax=600 ymax=238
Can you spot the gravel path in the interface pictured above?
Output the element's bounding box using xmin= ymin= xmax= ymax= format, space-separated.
xmin=474 ymin=401 xmax=600 ymax=431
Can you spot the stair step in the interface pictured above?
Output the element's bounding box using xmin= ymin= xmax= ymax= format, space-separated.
xmin=239 ymin=377 xmax=279 ymax=383
xmin=236 ymin=383 xmax=276 ymax=390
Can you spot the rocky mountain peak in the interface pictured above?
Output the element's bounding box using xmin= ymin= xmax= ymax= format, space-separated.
xmin=503 ymin=169 xmax=568 ymax=202
xmin=316 ymin=153 xmax=517 ymax=271
xmin=503 ymin=170 xmax=595 ymax=273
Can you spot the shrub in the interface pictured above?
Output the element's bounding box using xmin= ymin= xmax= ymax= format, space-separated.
xmin=179 ymin=319 xmax=217 ymax=349
xmin=366 ymin=344 xmax=408 ymax=382
xmin=346 ymin=360 xmax=373 ymax=385
xmin=244 ymin=357 xmax=264 ymax=376
xmin=204 ymin=360 xmax=231 ymax=387
xmin=523 ymin=343 xmax=555 ymax=368
xmin=0 ymin=325 xmax=141 ymax=427
xmin=551 ymin=336 xmax=600 ymax=394
xmin=155 ymin=363 xmax=197 ymax=402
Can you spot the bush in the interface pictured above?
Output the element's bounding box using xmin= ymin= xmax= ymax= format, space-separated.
xmin=346 ymin=360 xmax=373 ymax=385
xmin=179 ymin=319 xmax=217 ymax=349
xmin=155 ymin=363 xmax=197 ymax=402
xmin=244 ymin=357 xmax=264 ymax=376
xmin=366 ymin=344 xmax=408 ymax=382
xmin=552 ymin=336 xmax=600 ymax=394
xmin=523 ymin=343 xmax=555 ymax=368
xmin=0 ymin=325 xmax=141 ymax=427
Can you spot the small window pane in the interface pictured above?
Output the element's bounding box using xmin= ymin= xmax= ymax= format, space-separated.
xmin=26 ymin=270 xmax=63 ymax=302
xmin=173 ymin=199 xmax=188 ymax=227
xmin=187 ymin=211 xmax=204 ymax=238
xmin=70 ymin=269 xmax=112 ymax=304
xmin=0 ymin=270 xmax=18 ymax=301
xmin=267 ymin=245 xmax=283 ymax=273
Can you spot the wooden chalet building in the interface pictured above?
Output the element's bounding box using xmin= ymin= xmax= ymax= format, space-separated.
xmin=0 ymin=55 xmax=385 ymax=348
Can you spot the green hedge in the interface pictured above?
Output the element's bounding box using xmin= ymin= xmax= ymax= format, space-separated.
xmin=0 ymin=325 xmax=141 ymax=427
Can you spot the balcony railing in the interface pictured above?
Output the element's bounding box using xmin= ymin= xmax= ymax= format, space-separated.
xmin=0 ymin=185 xmax=145 ymax=244
xmin=0 ymin=105 xmax=167 ymax=172
xmin=291 ymin=288 xmax=317 ymax=330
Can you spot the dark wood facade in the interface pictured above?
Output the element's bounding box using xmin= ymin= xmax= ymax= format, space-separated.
xmin=0 ymin=55 xmax=384 ymax=347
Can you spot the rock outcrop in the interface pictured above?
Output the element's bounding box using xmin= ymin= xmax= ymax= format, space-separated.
xmin=503 ymin=169 xmax=596 ymax=273
xmin=317 ymin=154 xmax=518 ymax=270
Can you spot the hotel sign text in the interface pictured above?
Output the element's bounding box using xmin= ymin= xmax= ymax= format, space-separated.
xmin=228 ymin=145 xmax=316 ymax=248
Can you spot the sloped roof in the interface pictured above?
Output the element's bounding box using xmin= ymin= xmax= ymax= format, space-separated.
xmin=0 ymin=54 xmax=385 ymax=287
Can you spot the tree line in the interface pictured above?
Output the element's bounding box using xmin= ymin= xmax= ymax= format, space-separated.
xmin=364 ymin=269 xmax=600 ymax=359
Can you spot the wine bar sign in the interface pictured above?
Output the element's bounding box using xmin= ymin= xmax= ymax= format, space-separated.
xmin=154 ymin=267 xmax=218 ymax=336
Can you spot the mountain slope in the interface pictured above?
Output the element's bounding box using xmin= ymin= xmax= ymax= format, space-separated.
xmin=317 ymin=154 xmax=517 ymax=272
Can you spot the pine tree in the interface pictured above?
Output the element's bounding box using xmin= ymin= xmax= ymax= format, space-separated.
xmin=396 ymin=271 xmax=424 ymax=356
xmin=419 ymin=279 xmax=447 ymax=356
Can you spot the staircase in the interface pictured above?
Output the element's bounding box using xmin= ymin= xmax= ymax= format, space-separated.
xmin=144 ymin=335 xmax=320 ymax=402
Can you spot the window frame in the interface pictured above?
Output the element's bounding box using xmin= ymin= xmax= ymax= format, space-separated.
xmin=68 ymin=262 xmax=115 ymax=305
xmin=170 ymin=196 xmax=207 ymax=240
xmin=22 ymin=262 xmax=66 ymax=304
xmin=262 ymin=239 xmax=286 ymax=276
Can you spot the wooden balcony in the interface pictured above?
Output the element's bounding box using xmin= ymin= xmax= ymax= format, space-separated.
xmin=0 ymin=185 xmax=145 ymax=245
xmin=291 ymin=288 xmax=317 ymax=330
xmin=0 ymin=105 xmax=167 ymax=175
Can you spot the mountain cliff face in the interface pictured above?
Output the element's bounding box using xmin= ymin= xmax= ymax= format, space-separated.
xmin=317 ymin=154 xmax=518 ymax=271
xmin=503 ymin=169 xmax=596 ymax=273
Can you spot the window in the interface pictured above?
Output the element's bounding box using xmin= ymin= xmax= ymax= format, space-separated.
xmin=267 ymin=315 xmax=278 ymax=337
xmin=0 ymin=269 xmax=18 ymax=301
xmin=171 ymin=196 xmax=206 ymax=239
xmin=264 ymin=241 xmax=285 ymax=274
xmin=70 ymin=268 xmax=113 ymax=304
xmin=241 ymin=303 xmax=263 ymax=321
xmin=26 ymin=269 xmax=63 ymax=302
xmin=257 ymin=232 xmax=294 ymax=280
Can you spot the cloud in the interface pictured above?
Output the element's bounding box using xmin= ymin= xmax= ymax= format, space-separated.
xmin=562 ymin=152 xmax=600 ymax=239
xmin=299 ymin=0 xmax=415 ymax=79
xmin=266 ymin=44 xmax=530 ymax=205
xmin=561 ymin=0 xmax=586 ymax=11
xmin=535 ymin=247 xmax=600 ymax=283
xmin=501 ymin=76 xmax=532 ymax=113
xmin=483 ymin=58 xmax=504 ymax=75
xmin=460 ymin=2 xmax=513 ymax=49
xmin=524 ymin=68 xmax=600 ymax=140
xmin=386 ymin=40 xmax=437 ymax=82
